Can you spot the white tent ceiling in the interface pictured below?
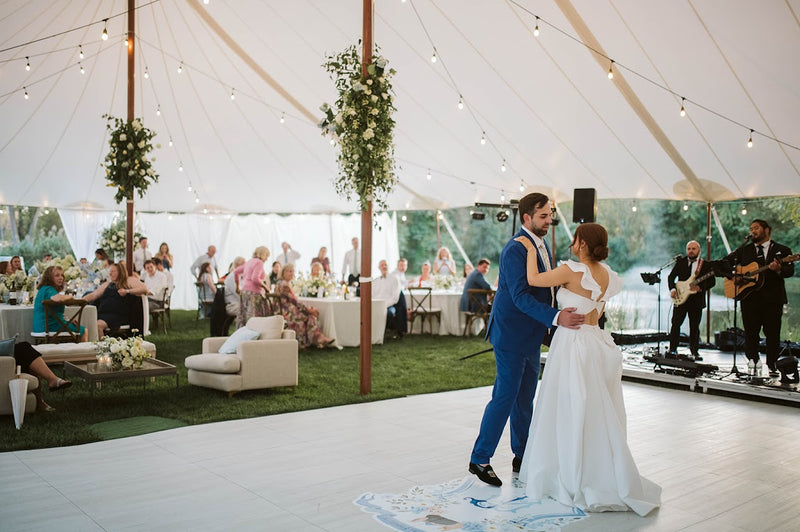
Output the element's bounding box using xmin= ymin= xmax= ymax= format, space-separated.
xmin=1 ymin=0 xmax=799 ymax=214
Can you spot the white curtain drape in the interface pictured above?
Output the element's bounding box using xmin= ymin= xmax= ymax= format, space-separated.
xmin=58 ymin=208 xmax=120 ymax=260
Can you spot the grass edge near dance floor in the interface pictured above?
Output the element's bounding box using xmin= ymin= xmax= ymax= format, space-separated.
xmin=1 ymin=310 xmax=496 ymax=452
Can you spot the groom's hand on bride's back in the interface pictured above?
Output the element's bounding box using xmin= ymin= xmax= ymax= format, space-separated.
xmin=557 ymin=307 xmax=585 ymax=329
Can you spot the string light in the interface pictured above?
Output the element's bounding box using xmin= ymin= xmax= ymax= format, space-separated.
xmin=631 ymin=200 xmax=638 ymax=212
xmin=747 ymin=129 xmax=753 ymax=148
xmin=195 ymin=197 xmax=200 ymax=204
xmin=203 ymin=208 xmax=208 ymax=214
xmin=25 ymin=57 xmax=30 ymax=71
xmin=280 ymin=113 xmax=285 ymax=124
xmin=230 ymin=88 xmax=235 ymax=100
xmin=426 ymin=169 xmax=432 ymax=180
xmin=329 ymin=138 xmax=335 ymax=145
xmin=156 ymin=105 xmax=161 ymax=116
xmin=500 ymin=160 xmax=507 ymax=172
xmin=430 ymin=51 xmax=437 ymax=63
xmin=480 ymin=132 xmax=486 ymax=145
xmin=204 ymin=0 xmax=210 ymax=4
xmin=519 ymin=181 xmax=525 ymax=192
xmin=187 ymin=184 xmax=192 ymax=192
xmin=124 ymin=36 xmax=129 ymax=48
xmin=23 ymin=87 xmax=29 ymax=100
xmin=679 ymin=98 xmax=686 ymax=117
xmin=101 ymin=19 xmax=109 ymax=41
xmin=168 ymin=137 xmax=173 ymax=147
xmin=177 ymin=61 xmax=183 ymax=74
xmin=401 ymin=214 xmax=407 ymax=222
xmin=79 ymin=45 xmax=84 ymax=59
xmin=44 ymin=208 xmax=50 ymax=214
xmin=143 ymin=67 xmax=149 ymax=79
xmin=500 ymin=192 xmax=506 ymax=202
xmin=533 ymin=16 xmax=540 ymax=37
xmin=683 ymin=201 xmax=689 ymax=211
xmin=79 ymin=63 xmax=85 ymax=74
xmin=607 ymin=60 xmax=614 ymax=79
xmin=741 ymin=203 xmax=748 ymax=215
xmin=457 ymin=96 xmax=464 ymax=110
xmin=178 ymin=161 xmax=183 ymax=172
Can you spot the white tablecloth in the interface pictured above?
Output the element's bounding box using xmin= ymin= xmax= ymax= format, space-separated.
xmin=298 ymin=297 xmax=388 ymax=347
xmin=404 ymin=290 xmax=465 ymax=335
xmin=0 ymin=304 xmax=99 ymax=343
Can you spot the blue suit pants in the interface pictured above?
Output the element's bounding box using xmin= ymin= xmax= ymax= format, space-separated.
xmin=470 ymin=345 xmax=541 ymax=464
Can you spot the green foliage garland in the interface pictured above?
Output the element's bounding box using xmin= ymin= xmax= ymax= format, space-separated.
xmin=319 ymin=43 xmax=397 ymax=211
xmin=103 ymin=114 xmax=160 ymax=204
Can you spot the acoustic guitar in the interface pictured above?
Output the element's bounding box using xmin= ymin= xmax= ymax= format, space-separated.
xmin=672 ymin=269 xmax=715 ymax=306
xmin=724 ymin=253 xmax=799 ymax=300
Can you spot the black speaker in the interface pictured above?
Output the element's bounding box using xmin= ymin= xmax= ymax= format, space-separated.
xmin=573 ymin=188 xmax=596 ymax=223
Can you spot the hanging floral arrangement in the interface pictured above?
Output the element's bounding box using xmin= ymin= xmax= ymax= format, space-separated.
xmin=319 ymin=43 xmax=397 ymax=211
xmin=103 ymin=114 xmax=160 ymax=204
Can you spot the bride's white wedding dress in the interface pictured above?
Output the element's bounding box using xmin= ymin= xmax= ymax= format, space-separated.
xmin=519 ymin=260 xmax=661 ymax=517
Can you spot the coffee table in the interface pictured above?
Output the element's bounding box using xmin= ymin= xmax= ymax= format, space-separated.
xmin=64 ymin=359 xmax=178 ymax=398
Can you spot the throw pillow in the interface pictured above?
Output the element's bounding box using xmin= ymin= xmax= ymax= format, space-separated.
xmin=0 ymin=337 xmax=15 ymax=356
xmin=218 ymin=327 xmax=260 ymax=354
xmin=246 ymin=315 xmax=284 ymax=340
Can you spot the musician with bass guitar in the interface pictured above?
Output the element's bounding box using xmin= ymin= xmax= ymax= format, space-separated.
xmin=668 ymin=240 xmax=716 ymax=360
xmin=722 ymin=219 xmax=795 ymax=376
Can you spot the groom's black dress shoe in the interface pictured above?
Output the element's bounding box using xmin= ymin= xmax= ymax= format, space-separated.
xmin=469 ymin=462 xmax=502 ymax=486
xmin=512 ymin=456 xmax=522 ymax=473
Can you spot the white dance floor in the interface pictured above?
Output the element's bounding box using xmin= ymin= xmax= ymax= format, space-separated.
xmin=2 ymin=382 xmax=799 ymax=531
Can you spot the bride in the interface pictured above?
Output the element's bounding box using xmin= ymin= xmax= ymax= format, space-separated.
xmin=514 ymin=222 xmax=661 ymax=517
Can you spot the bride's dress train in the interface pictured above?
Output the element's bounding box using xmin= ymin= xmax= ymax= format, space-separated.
xmin=519 ymin=261 xmax=661 ymax=517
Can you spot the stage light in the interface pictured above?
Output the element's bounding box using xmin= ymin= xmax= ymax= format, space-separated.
xmin=471 ymin=211 xmax=486 ymax=220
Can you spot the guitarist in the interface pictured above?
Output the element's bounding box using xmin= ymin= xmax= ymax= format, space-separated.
xmin=722 ymin=219 xmax=794 ymax=376
xmin=667 ymin=240 xmax=716 ymax=360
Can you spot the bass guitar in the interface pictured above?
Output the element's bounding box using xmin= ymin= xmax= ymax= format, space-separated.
xmin=724 ymin=253 xmax=799 ymax=300
xmin=672 ymin=269 xmax=716 ymax=306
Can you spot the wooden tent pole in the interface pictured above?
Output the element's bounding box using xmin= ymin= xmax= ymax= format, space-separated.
xmin=125 ymin=0 xmax=136 ymax=275
xmin=359 ymin=0 xmax=374 ymax=396
xmin=705 ymin=201 xmax=712 ymax=343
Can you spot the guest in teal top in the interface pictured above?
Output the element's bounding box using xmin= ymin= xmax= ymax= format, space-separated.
xmin=33 ymin=266 xmax=87 ymax=342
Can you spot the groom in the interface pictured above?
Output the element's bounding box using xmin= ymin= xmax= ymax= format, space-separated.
xmin=469 ymin=192 xmax=584 ymax=486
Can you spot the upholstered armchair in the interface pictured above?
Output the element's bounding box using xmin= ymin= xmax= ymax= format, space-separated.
xmin=0 ymin=356 xmax=39 ymax=416
xmin=185 ymin=316 xmax=298 ymax=397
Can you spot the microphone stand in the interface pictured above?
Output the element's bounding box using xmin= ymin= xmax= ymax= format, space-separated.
xmin=722 ymin=236 xmax=754 ymax=380
xmin=641 ymin=255 xmax=680 ymax=356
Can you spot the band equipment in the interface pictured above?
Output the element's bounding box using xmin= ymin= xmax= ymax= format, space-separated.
xmin=572 ymin=188 xmax=596 ymax=223
xmin=671 ymin=268 xmax=715 ymax=306
xmin=723 ymin=254 xmax=799 ymax=300
xmin=644 ymin=355 xmax=718 ymax=378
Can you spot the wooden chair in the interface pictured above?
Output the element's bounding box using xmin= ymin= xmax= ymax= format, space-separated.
xmin=407 ymin=287 xmax=442 ymax=335
xmin=195 ymin=281 xmax=214 ymax=320
xmin=149 ymin=288 xmax=169 ymax=335
xmin=31 ymin=299 xmax=88 ymax=344
xmin=463 ymin=289 xmax=495 ymax=336
xmin=265 ymin=293 xmax=283 ymax=317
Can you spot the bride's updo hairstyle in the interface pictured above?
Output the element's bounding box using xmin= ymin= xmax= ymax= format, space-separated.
xmin=572 ymin=223 xmax=609 ymax=261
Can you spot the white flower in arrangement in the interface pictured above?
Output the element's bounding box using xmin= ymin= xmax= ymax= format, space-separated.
xmin=137 ymin=140 xmax=146 ymax=148
xmin=371 ymin=108 xmax=379 ymax=115
xmin=127 ymin=143 xmax=134 ymax=150
xmin=95 ymin=335 xmax=151 ymax=371
xmin=370 ymin=95 xmax=378 ymax=103
xmin=320 ymin=102 xmax=330 ymax=112
xmin=362 ymin=128 xmax=374 ymax=140
xmin=335 ymin=113 xmax=343 ymax=124
xmin=121 ymin=161 xmax=129 ymax=168
xmin=375 ymin=57 xmax=388 ymax=69
xmin=119 ymin=133 xmax=127 ymax=141
xmin=131 ymin=119 xmax=142 ymax=131
xmin=352 ymin=80 xmax=365 ymax=92
xmin=366 ymin=79 xmax=373 ymax=85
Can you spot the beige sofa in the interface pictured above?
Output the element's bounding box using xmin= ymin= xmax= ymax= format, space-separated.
xmin=0 ymin=356 xmax=39 ymax=416
xmin=185 ymin=316 xmax=298 ymax=397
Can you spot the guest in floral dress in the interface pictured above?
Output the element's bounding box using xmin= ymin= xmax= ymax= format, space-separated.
xmin=233 ymin=246 xmax=271 ymax=328
xmin=275 ymin=264 xmax=335 ymax=349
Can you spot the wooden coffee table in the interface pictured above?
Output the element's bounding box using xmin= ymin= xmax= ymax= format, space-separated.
xmin=64 ymin=359 xmax=178 ymax=398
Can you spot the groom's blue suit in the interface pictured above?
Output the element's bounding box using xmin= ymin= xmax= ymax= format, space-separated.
xmin=471 ymin=228 xmax=558 ymax=465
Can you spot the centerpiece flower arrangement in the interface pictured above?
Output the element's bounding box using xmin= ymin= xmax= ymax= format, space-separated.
xmin=97 ymin=219 xmax=143 ymax=261
xmin=319 ymin=43 xmax=397 ymax=211
xmin=292 ymin=273 xmax=336 ymax=298
xmin=95 ymin=334 xmax=150 ymax=371
xmin=103 ymin=115 xmax=160 ymax=204
xmin=430 ymin=274 xmax=457 ymax=291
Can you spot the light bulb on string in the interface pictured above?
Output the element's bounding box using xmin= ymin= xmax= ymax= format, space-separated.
xmin=519 ymin=182 xmax=525 ymax=193
xmin=280 ymin=113 xmax=285 ymax=124
xmin=431 ymin=51 xmax=437 ymax=63
xmin=25 ymin=57 xmax=30 ymax=71
xmin=500 ymin=192 xmax=506 ymax=203
xmin=534 ymin=16 xmax=540 ymax=37
xmin=401 ymin=214 xmax=407 ymax=222
xmin=124 ymin=36 xmax=130 ymax=48
xmin=168 ymin=137 xmax=173 ymax=147
xmin=79 ymin=63 xmax=85 ymax=74
xmin=631 ymin=201 xmax=638 ymax=212
xmin=426 ymin=169 xmax=432 ymax=181
xmin=178 ymin=162 xmax=183 ymax=172
xmin=204 ymin=0 xmax=210 ymax=4
xmin=203 ymin=208 xmax=208 ymax=214
xmin=741 ymin=204 xmax=748 ymax=215
xmin=187 ymin=184 xmax=192 ymax=192
xmin=23 ymin=87 xmax=29 ymax=100
xmin=102 ymin=19 xmax=108 ymax=41
xmin=156 ymin=105 xmax=161 ymax=116
xmin=683 ymin=201 xmax=689 ymax=211
xmin=177 ymin=61 xmax=183 ymax=74
xmin=480 ymin=132 xmax=486 ymax=145
xmin=680 ymin=98 xmax=686 ymax=117
xmin=747 ymin=129 xmax=753 ymax=148
xmin=329 ymin=138 xmax=335 ymax=145
xmin=143 ymin=67 xmax=149 ymax=79
xmin=457 ymin=96 xmax=464 ymax=110
xmin=500 ymin=161 xmax=507 ymax=172
xmin=79 ymin=45 xmax=84 ymax=59
xmin=607 ymin=60 xmax=614 ymax=79
xmin=195 ymin=197 xmax=200 ymax=204
xmin=230 ymin=88 xmax=235 ymax=100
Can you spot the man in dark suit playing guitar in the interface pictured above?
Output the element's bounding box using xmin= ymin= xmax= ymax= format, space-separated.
xmin=722 ymin=219 xmax=795 ymax=375
xmin=668 ymin=240 xmax=716 ymax=360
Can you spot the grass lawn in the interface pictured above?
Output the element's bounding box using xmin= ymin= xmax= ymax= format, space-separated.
xmin=1 ymin=311 xmax=497 ymax=451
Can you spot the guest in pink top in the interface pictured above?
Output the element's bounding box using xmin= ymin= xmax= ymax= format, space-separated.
xmin=233 ymin=246 xmax=270 ymax=327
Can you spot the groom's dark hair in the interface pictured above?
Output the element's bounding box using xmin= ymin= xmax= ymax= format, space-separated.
xmin=518 ymin=193 xmax=550 ymax=225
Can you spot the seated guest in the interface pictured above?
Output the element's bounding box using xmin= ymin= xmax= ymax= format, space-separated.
xmin=224 ymin=256 xmax=246 ymax=317
xmin=154 ymin=242 xmax=173 ymax=271
xmin=269 ymin=261 xmax=281 ymax=286
xmin=310 ymin=246 xmax=331 ymax=276
xmin=373 ymin=259 xmax=407 ymax=338
xmin=460 ymin=258 xmax=492 ymax=312
xmin=233 ymin=246 xmax=271 ymax=327
xmin=310 ymin=261 xmax=325 ymax=279
xmin=0 ymin=261 xmax=10 ymax=275
xmin=32 ymin=265 xmax=88 ymax=342
xmin=433 ymin=247 xmax=456 ymax=276
xmin=142 ymin=260 xmax=168 ymax=309
xmin=196 ymin=262 xmax=216 ymax=316
xmin=9 ymin=255 xmax=25 ymax=274
xmin=275 ymin=264 xmax=335 ymax=349
xmin=12 ymin=341 xmax=71 ymax=411
xmin=416 ymin=261 xmax=433 ymax=287
xmin=153 ymin=258 xmax=173 ymax=294
xmin=463 ymin=262 xmax=474 ymax=279
xmin=391 ymin=257 xmax=409 ymax=288
xmin=83 ymin=263 xmax=148 ymax=339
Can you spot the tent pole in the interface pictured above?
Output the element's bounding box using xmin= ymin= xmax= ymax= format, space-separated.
xmin=705 ymin=201 xmax=712 ymax=343
xmin=125 ymin=0 xmax=136 ymax=275
xmin=359 ymin=0 xmax=374 ymax=396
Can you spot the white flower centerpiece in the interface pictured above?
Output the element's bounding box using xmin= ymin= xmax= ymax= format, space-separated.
xmin=97 ymin=220 xmax=143 ymax=261
xmin=431 ymin=274 xmax=457 ymax=291
xmin=319 ymin=43 xmax=398 ymax=211
xmin=292 ymin=273 xmax=336 ymax=298
xmin=103 ymin=115 xmax=160 ymax=204
xmin=95 ymin=335 xmax=151 ymax=371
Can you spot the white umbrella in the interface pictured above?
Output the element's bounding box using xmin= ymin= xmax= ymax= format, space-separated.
xmin=9 ymin=366 xmax=28 ymax=430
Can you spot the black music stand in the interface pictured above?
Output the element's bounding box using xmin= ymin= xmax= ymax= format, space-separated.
xmin=640 ymin=256 xmax=678 ymax=356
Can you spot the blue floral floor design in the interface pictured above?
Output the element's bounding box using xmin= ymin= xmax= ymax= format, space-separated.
xmin=355 ymin=476 xmax=587 ymax=531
